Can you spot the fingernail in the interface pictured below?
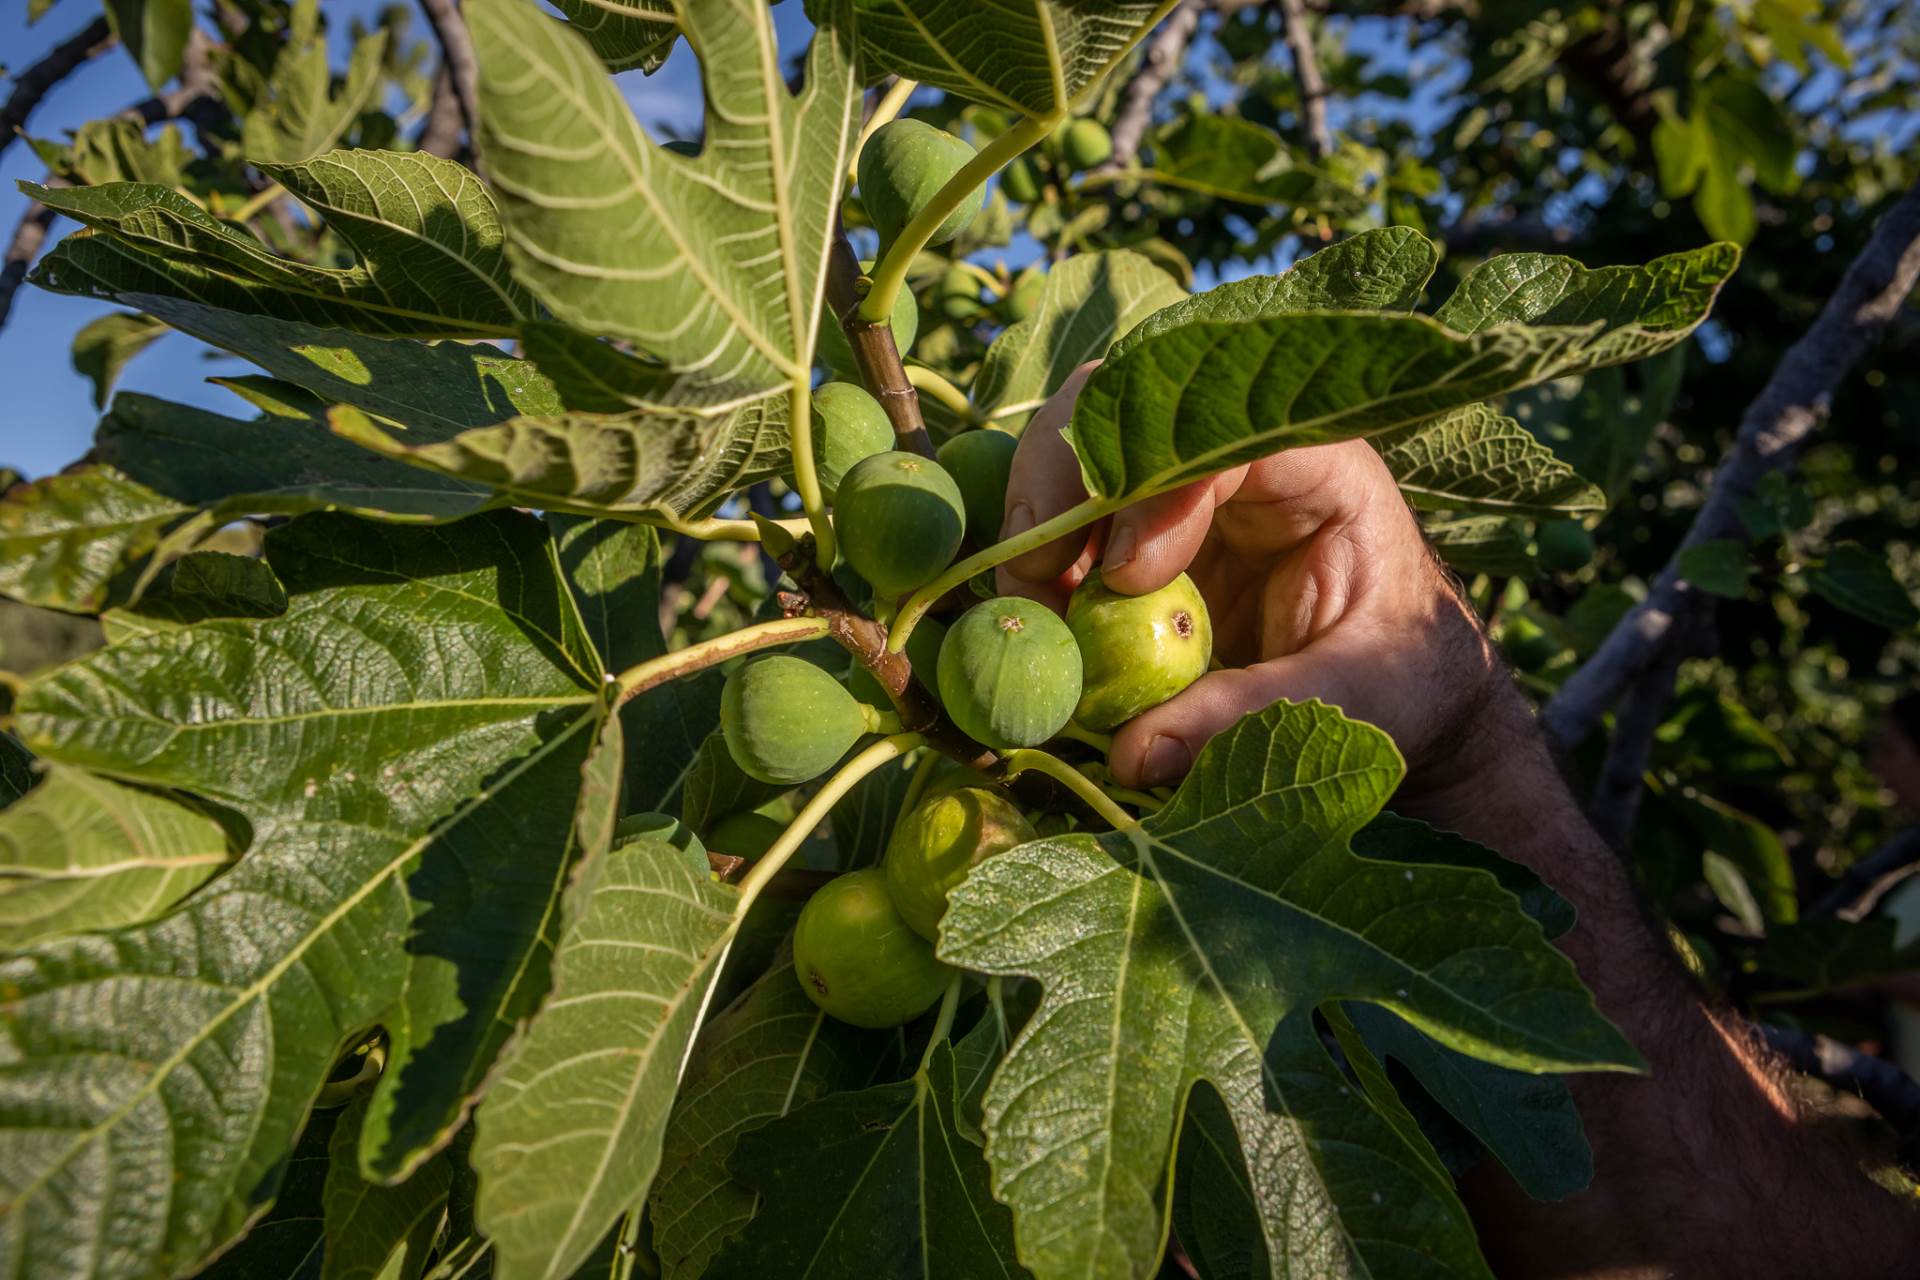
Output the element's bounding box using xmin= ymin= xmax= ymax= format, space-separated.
xmin=1002 ymin=500 xmax=1035 ymax=540
xmin=1141 ymin=735 xmax=1191 ymax=785
xmin=1104 ymin=524 xmax=1136 ymax=572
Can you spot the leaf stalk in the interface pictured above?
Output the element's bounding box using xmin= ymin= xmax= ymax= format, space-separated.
xmin=613 ymin=616 xmax=830 ymax=705
xmin=998 ymin=749 xmax=1141 ymax=831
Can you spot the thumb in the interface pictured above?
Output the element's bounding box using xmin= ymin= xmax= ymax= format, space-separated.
xmin=1106 ymin=647 xmax=1369 ymax=788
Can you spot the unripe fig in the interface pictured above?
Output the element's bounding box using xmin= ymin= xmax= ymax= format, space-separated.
xmin=938 ymin=596 xmax=1082 ymax=750
xmin=793 ymin=867 xmax=952 ymax=1027
xmin=817 ymin=258 xmax=919 ymax=370
xmin=1536 ymin=519 xmax=1596 ymax=573
xmin=1001 ymin=155 xmax=1042 ymax=204
xmin=705 ymin=810 xmax=787 ymax=860
xmin=884 ymin=786 xmax=1038 ymax=940
xmin=721 ymin=655 xmax=878 ymax=786
xmin=847 ymin=617 xmax=947 ymax=708
xmin=804 ymin=382 xmax=894 ymax=501
xmin=833 ymin=451 xmax=966 ymax=599
xmin=1056 ymin=118 xmax=1112 ymax=172
xmin=935 ymin=428 xmax=1018 ymax=545
xmin=613 ymin=812 xmax=704 ymax=857
xmin=1067 ymin=570 xmax=1213 ymax=731
xmin=937 ymin=264 xmax=982 ymax=321
xmin=1005 ymin=266 xmax=1044 ymax=322
xmin=858 ymin=119 xmax=984 ymax=251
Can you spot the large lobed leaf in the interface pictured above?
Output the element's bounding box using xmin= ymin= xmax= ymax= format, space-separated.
xmin=1374 ymin=403 xmax=1606 ymax=518
xmin=27 ymin=149 xmax=528 ymax=339
xmin=1138 ymin=113 xmax=1365 ymax=216
xmin=0 ymin=511 xmax=615 ymax=1279
xmin=467 ymin=0 xmax=860 ymax=405
xmin=938 ymin=700 xmax=1639 ymax=1280
xmin=828 ymin=0 xmax=1173 ymax=118
xmin=1070 ymin=238 xmax=1736 ymax=504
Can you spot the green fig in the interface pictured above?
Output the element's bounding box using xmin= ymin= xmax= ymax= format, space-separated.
xmin=883 ymin=786 xmax=1038 ymax=941
xmin=937 ymin=596 xmax=1082 ymax=750
xmin=1001 ymin=154 xmax=1042 ymax=204
xmin=1536 ymin=520 xmax=1596 ymax=573
xmin=858 ymin=119 xmax=984 ymax=251
xmin=792 ymin=868 xmax=952 ymax=1027
xmin=1055 ymin=118 xmax=1112 ymax=172
xmin=833 ymin=451 xmax=967 ymax=599
xmin=935 ymin=428 xmax=1019 ymax=544
xmin=807 ymin=381 xmax=894 ymax=501
xmin=705 ymin=810 xmax=788 ymax=860
xmin=817 ymin=258 xmax=919 ymax=370
xmin=1067 ymin=570 xmax=1213 ymax=731
xmin=721 ymin=655 xmax=880 ymax=786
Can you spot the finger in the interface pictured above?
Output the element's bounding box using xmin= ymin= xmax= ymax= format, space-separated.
xmin=1215 ymin=439 xmax=1411 ymax=559
xmin=1106 ymin=647 xmax=1371 ymax=788
xmin=1099 ymin=467 xmax=1247 ymax=596
xmin=998 ymin=363 xmax=1100 ymax=585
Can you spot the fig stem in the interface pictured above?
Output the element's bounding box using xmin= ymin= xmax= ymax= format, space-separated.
xmin=905 ymin=364 xmax=974 ymax=420
xmin=824 ymin=234 xmax=932 ymax=454
xmin=613 ymin=616 xmax=830 ymax=705
xmin=998 ymin=749 xmax=1141 ymax=831
xmin=785 ymin=374 xmax=837 ymax=571
xmin=851 ymin=76 xmax=919 ymax=181
xmin=899 ymin=748 xmax=941 ymax=816
xmin=888 ymin=494 xmax=1122 ymax=652
xmin=916 ymin=977 xmax=965 ymax=1077
xmin=1055 ymin=720 xmax=1114 ymax=753
xmin=735 ymin=735 xmax=924 ymax=919
xmin=637 ymin=510 xmax=808 ymax=543
xmin=860 ymin=111 xmax=1058 ymax=326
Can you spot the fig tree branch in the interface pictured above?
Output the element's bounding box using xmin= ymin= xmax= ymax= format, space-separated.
xmin=1278 ymin=0 xmax=1334 ymax=161
xmin=1759 ymin=1025 xmax=1920 ymax=1143
xmin=1105 ymin=0 xmax=1207 ymax=171
xmin=1586 ymin=626 xmax=1688 ymax=851
xmin=0 ymin=16 xmax=116 ymax=166
xmin=417 ymin=0 xmax=481 ymax=146
xmin=777 ymin=537 xmax=999 ymax=772
xmin=1808 ymin=825 xmax=1920 ymax=920
xmin=1543 ymin=179 xmax=1920 ymax=755
xmin=825 ymin=233 xmax=934 ymax=455
xmin=614 ymin=615 xmax=830 ymax=705
xmin=0 ymin=200 xmax=57 ymax=332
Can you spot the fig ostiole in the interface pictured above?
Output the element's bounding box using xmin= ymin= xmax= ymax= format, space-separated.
xmin=792 ymin=867 xmax=953 ymax=1028
xmin=721 ymin=655 xmax=891 ymax=787
xmin=883 ymin=786 xmax=1038 ymax=941
xmin=833 ymin=450 xmax=967 ymax=600
xmin=937 ymin=596 xmax=1082 ymax=750
xmin=1067 ymin=569 xmax=1213 ymax=731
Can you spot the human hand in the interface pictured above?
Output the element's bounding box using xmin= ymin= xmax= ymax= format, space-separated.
xmin=997 ymin=363 xmax=1520 ymax=806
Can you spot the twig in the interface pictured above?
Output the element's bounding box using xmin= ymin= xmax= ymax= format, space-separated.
xmin=777 ymin=539 xmax=996 ymax=771
xmin=416 ymin=64 xmax=466 ymax=160
xmin=417 ymin=0 xmax=480 ymax=143
xmin=1278 ymin=0 xmax=1334 ymax=161
xmin=1543 ymin=180 xmax=1920 ymax=754
xmin=1760 ymin=1025 xmax=1920 ymax=1139
xmin=0 ymin=201 xmax=58 ymax=331
xmin=825 ymin=233 xmax=934 ymax=455
xmin=0 ymin=16 xmax=116 ymax=166
xmin=1104 ymin=0 xmax=1207 ymax=170
xmin=614 ymin=616 xmax=829 ymax=705
xmin=1586 ymin=624 xmax=1688 ymax=851
xmin=1809 ymin=826 xmax=1920 ymax=920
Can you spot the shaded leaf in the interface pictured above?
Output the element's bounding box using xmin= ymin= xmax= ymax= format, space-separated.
xmin=102 ymin=551 xmax=291 ymax=643
xmin=710 ymin=1029 xmax=1022 ymax=1279
xmin=1805 ymin=544 xmax=1919 ymax=630
xmin=828 ymin=0 xmax=1168 ymax=117
xmin=1423 ymin=514 xmax=1537 ymax=578
xmin=1 ymin=511 xmax=608 ymax=1277
xmin=1140 ymin=113 xmax=1364 ymax=215
xmin=1675 ymin=539 xmax=1752 ymax=598
xmin=1375 ymin=403 xmax=1606 ymax=518
xmin=469 ymin=0 xmax=859 ymax=406
xmin=0 ymin=736 xmax=35 ymax=809
xmin=471 ymin=824 xmax=743 ymax=1280
xmin=0 ymin=465 xmax=190 ymax=612
xmin=972 ymin=249 xmax=1185 ymax=432
xmin=1506 ymin=348 xmax=1687 ymax=504
xmin=240 ymin=6 xmax=389 ymax=164
xmin=71 ymin=312 xmax=168 ymax=410
xmin=29 ymin=150 xmax=528 ymax=338
xmin=939 ymin=700 xmax=1637 ymax=1279
xmin=680 ymin=728 xmax=786 ymax=835
xmin=649 ymin=953 xmax=888 ymax=1279
xmin=322 ymin=1097 xmax=454 ymax=1280
xmin=550 ymin=0 xmax=679 ymax=72
xmin=0 ymin=768 xmax=232 ymax=947
xmin=192 ymin=1107 xmax=338 ymax=1280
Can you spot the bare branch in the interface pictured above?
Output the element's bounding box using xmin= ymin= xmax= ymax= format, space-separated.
xmin=1810 ymin=826 xmax=1920 ymax=920
xmin=417 ymin=0 xmax=481 ymax=144
xmin=0 ymin=16 xmax=115 ymax=166
xmin=825 ymin=233 xmax=934 ymax=456
xmin=416 ymin=64 xmax=467 ymax=160
xmin=1544 ymin=181 xmax=1920 ymax=755
xmin=1106 ymin=0 xmax=1207 ymax=170
xmin=0 ymin=201 xmax=57 ymax=332
xmin=1278 ymin=0 xmax=1334 ymax=161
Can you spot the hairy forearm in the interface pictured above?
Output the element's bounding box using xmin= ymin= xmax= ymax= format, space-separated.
xmin=1412 ymin=684 xmax=1917 ymax=1278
